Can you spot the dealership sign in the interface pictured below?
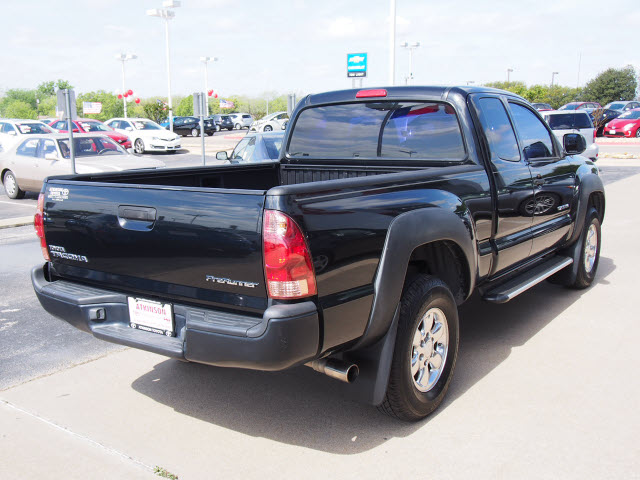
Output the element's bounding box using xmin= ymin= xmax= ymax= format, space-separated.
xmin=82 ymin=102 xmax=102 ymax=114
xmin=347 ymin=53 xmax=367 ymax=78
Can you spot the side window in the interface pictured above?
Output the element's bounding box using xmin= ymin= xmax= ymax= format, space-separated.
xmin=16 ymin=139 xmax=39 ymax=157
xmin=231 ymin=138 xmax=250 ymax=159
xmin=3 ymin=123 xmax=17 ymax=134
xmin=39 ymin=139 xmax=57 ymax=158
xmin=509 ymin=103 xmax=555 ymax=160
xmin=108 ymin=121 xmax=119 ymax=129
xmin=120 ymin=121 xmax=132 ymax=129
xmin=241 ymin=137 xmax=257 ymax=161
xmin=476 ymin=97 xmax=520 ymax=162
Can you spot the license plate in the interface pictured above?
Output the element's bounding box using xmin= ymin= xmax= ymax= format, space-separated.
xmin=128 ymin=297 xmax=174 ymax=337
xmin=610 ymin=130 xmax=616 ymax=134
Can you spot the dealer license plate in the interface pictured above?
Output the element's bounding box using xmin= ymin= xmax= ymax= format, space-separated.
xmin=128 ymin=297 xmax=174 ymax=337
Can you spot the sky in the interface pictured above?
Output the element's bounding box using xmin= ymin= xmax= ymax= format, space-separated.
xmin=1 ymin=0 xmax=638 ymax=99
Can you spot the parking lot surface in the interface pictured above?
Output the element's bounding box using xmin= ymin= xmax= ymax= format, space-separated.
xmin=1 ymin=155 xmax=639 ymax=479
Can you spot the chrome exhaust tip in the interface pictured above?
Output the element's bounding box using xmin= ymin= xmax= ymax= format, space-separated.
xmin=306 ymin=358 xmax=359 ymax=383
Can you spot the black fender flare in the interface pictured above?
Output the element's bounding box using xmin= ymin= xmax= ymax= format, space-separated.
xmin=344 ymin=206 xmax=477 ymax=405
xmin=569 ymin=165 xmax=605 ymax=245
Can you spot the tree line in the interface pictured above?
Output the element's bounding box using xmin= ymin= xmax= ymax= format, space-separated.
xmin=1 ymin=66 xmax=636 ymax=123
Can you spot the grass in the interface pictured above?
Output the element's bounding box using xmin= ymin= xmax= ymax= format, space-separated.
xmin=154 ymin=466 xmax=179 ymax=480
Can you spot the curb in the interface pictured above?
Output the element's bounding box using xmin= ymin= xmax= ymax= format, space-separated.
xmin=0 ymin=216 xmax=33 ymax=229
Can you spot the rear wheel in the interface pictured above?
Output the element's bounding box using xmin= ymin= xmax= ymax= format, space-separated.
xmin=235 ymin=123 xmax=241 ymax=130
xmin=379 ymin=275 xmax=459 ymax=421
xmin=191 ymin=128 xmax=199 ymax=137
xmin=134 ymin=139 xmax=145 ymax=154
xmin=263 ymin=125 xmax=273 ymax=132
xmin=3 ymin=170 xmax=25 ymax=199
xmin=635 ymin=128 xmax=640 ymax=138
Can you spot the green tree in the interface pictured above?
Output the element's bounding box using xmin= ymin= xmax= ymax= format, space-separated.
xmin=2 ymin=100 xmax=37 ymax=119
xmin=76 ymin=90 xmax=123 ymax=121
xmin=175 ymin=95 xmax=193 ymax=116
xmin=580 ymin=65 xmax=637 ymax=106
xmin=142 ymin=99 xmax=168 ymax=123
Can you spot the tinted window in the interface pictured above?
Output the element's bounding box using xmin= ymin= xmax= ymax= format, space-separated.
xmin=288 ymin=102 xmax=465 ymax=161
xmin=546 ymin=113 xmax=593 ymax=130
xmin=58 ymin=137 xmax=124 ymax=158
xmin=108 ymin=121 xmax=119 ymax=129
xmin=476 ymin=97 xmax=520 ymax=162
xmin=509 ymin=103 xmax=554 ymax=159
xmin=39 ymin=139 xmax=57 ymax=158
xmin=16 ymin=123 xmax=52 ymax=134
xmin=16 ymin=139 xmax=39 ymax=156
xmin=263 ymin=136 xmax=283 ymax=159
xmin=242 ymin=115 xmax=252 ymax=119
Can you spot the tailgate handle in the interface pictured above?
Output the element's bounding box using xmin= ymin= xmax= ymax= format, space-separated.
xmin=118 ymin=205 xmax=157 ymax=231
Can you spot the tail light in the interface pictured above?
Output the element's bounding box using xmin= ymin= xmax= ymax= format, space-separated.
xmin=593 ymin=128 xmax=596 ymax=141
xmin=34 ymin=193 xmax=50 ymax=261
xmin=263 ymin=210 xmax=316 ymax=299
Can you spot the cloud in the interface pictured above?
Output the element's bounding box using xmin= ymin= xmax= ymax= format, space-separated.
xmin=324 ymin=16 xmax=371 ymax=38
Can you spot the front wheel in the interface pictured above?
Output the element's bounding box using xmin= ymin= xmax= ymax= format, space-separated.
xmin=134 ymin=139 xmax=145 ymax=154
xmin=635 ymin=128 xmax=640 ymax=138
xmin=569 ymin=207 xmax=601 ymax=289
xmin=191 ymin=128 xmax=199 ymax=137
xmin=263 ymin=125 xmax=273 ymax=132
xmin=235 ymin=123 xmax=241 ymax=130
xmin=3 ymin=170 xmax=25 ymax=199
xmin=379 ymin=275 xmax=459 ymax=421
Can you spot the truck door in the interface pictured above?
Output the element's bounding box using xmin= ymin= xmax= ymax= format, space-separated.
xmin=471 ymin=95 xmax=534 ymax=274
xmin=506 ymin=101 xmax=575 ymax=255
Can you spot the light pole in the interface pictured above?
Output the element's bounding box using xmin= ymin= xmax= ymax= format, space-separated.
xmin=200 ymin=56 xmax=218 ymax=115
xmin=400 ymin=41 xmax=420 ymax=85
xmin=389 ymin=0 xmax=396 ymax=85
xmin=147 ymin=1 xmax=181 ymax=132
xmin=551 ymin=71 xmax=559 ymax=87
xmin=115 ymin=53 xmax=137 ymax=118
xmin=507 ymin=68 xmax=514 ymax=85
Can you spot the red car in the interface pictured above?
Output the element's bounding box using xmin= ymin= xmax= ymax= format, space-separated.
xmin=603 ymin=108 xmax=640 ymax=138
xmin=49 ymin=119 xmax=132 ymax=149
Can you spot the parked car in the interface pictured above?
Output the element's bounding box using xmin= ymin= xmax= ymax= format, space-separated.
xmin=0 ymin=119 xmax=55 ymax=151
xmin=172 ymin=116 xmax=216 ymax=137
xmin=31 ymin=86 xmax=604 ymax=421
xmin=216 ymin=131 xmax=285 ymax=163
xmin=542 ymin=110 xmax=598 ymax=160
xmin=0 ymin=133 xmax=164 ymax=199
xmin=249 ymin=111 xmax=289 ymax=132
xmin=589 ymin=109 xmax=622 ymax=137
xmin=603 ymin=101 xmax=640 ymax=112
xmin=49 ymin=119 xmax=132 ymax=149
xmin=558 ymin=102 xmax=601 ymax=114
xmin=229 ymin=113 xmax=254 ymax=130
xmin=532 ymin=103 xmax=553 ymax=112
xmin=105 ymin=118 xmax=181 ymax=154
xmin=602 ymin=108 xmax=640 ymax=138
xmin=210 ymin=114 xmax=234 ymax=131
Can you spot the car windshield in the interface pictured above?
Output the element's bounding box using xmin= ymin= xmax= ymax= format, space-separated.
xmin=78 ymin=121 xmax=111 ymax=132
xmin=608 ymin=103 xmax=625 ymax=110
xmin=132 ymin=120 xmax=162 ymax=130
xmin=288 ymin=101 xmax=466 ymax=161
xmin=545 ymin=113 xmax=592 ymax=130
xmin=58 ymin=136 xmax=126 ymax=158
xmin=617 ymin=110 xmax=640 ymax=120
xmin=559 ymin=104 xmax=579 ymax=111
xmin=16 ymin=123 xmax=53 ymax=134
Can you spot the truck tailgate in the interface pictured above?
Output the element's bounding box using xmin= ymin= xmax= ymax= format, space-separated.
xmin=43 ymin=181 xmax=268 ymax=313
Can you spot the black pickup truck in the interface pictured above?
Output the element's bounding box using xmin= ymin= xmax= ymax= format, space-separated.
xmin=31 ymin=86 xmax=605 ymax=421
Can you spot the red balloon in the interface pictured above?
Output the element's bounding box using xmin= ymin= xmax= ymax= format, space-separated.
xmin=135 ymin=98 xmax=141 ymax=104
xmin=214 ymin=94 xmax=218 ymax=98
xmin=127 ymin=89 xmax=133 ymax=96
xmin=123 ymin=93 xmax=128 ymax=98
xmin=117 ymin=94 xmax=123 ymax=99
xmin=208 ymin=90 xmax=213 ymax=96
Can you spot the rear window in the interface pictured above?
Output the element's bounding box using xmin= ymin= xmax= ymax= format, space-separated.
xmin=608 ymin=103 xmax=625 ymax=110
xmin=287 ymin=102 xmax=465 ymax=161
xmin=545 ymin=113 xmax=593 ymax=130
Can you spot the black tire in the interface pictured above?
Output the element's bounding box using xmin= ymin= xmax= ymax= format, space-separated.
xmin=635 ymin=128 xmax=640 ymax=138
xmin=235 ymin=123 xmax=241 ymax=130
xmin=191 ymin=128 xmax=199 ymax=137
xmin=263 ymin=125 xmax=273 ymax=132
xmin=379 ymin=275 xmax=459 ymax=421
xmin=3 ymin=170 xmax=25 ymax=199
xmin=568 ymin=207 xmax=601 ymax=289
xmin=134 ymin=139 xmax=145 ymax=154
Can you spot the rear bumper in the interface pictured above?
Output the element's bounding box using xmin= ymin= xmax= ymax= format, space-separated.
xmin=32 ymin=265 xmax=319 ymax=371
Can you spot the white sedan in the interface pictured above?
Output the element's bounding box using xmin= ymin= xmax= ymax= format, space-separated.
xmin=249 ymin=112 xmax=289 ymax=132
xmin=104 ymin=117 xmax=181 ymax=154
xmin=0 ymin=119 xmax=56 ymax=151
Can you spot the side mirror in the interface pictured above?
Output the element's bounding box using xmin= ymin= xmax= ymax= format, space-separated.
xmin=126 ymin=127 xmax=133 ymax=132
xmin=45 ymin=152 xmax=59 ymax=161
xmin=563 ymin=133 xmax=587 ymax=155
xmin=216 ymin=151 xmax=229 ymax=161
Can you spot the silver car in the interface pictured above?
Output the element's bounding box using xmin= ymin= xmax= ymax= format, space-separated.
xmin=0 ymin=133 xmax=165 ymax=199
xmin=542 ymin=111 xmax=598 ymax=161
xmin=216 ymin=131 xmax=284 ymax=163
xmin=230 ymin=113 xmax=254 ymax=130
xmin=603 ymin=101 xmax=640 ymax=112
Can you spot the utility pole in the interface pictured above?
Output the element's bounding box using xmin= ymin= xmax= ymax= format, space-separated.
xmin=400 ymin=41 xmax=420 ymax=85
xmin=200 ymin=56 xmax=218 ymax=115
xmin=389 ymin=0 xmax=396 ymax=85
xmin=115 ymin=53 xmax=137 ymax=118
xmin=507 ymin=68 xmax=514 ymax=85
xmin=551 ymin=71 xmax=559 ymax=88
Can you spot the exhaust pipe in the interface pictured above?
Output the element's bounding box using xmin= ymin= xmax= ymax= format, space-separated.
xmin=306 ymin=358 xmax=359 ymax=383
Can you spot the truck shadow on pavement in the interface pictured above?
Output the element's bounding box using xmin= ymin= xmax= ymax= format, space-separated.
xmin=131 ymin=257 xmax=615 ymax=454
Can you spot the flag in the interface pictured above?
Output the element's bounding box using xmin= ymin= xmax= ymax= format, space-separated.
xmin=219 ymin=99 xmax=235 ymax=109
xmin=82 ymin=102 xmax=102 ymax=114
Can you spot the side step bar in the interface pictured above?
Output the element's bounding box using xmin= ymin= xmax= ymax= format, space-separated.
xmin=482 ymin=256 xmax=573 ymax=304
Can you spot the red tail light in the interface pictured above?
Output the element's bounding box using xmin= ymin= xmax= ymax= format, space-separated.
xmin=356 ymin=89 xmax=387 ymax=98
xmin=263 ymin=210 xmax=317 ymax=299
xmin=34 ymin=193 xmax=50 ymax=261
xmin=593 ymin=128 xmax=596 ymax=141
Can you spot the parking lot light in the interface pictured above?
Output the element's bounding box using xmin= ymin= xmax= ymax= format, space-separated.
xmin=115 ymin=53 xmax=137 ymax=119
xmin=400 ymin=41 xmax=421 ymax=85
xmin=147 ymin=2 xmax=180 ymax=132
xmin=551 ymin=71 xmax=559 ymax=87
xmin=507 ymin=68 xmax=514 ymax=85
xmin=200 ymin=56 xmax=218 ymax=115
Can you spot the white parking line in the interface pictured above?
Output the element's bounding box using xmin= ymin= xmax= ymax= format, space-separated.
xmin=0 ymin=201 xmax=36 ymax=208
